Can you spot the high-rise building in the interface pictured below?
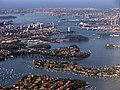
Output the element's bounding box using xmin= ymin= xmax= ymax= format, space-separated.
xmin=39 ymin=23 xmax=44 ymax=29
xmin=67 ymin=27 xmax=71 ymax=32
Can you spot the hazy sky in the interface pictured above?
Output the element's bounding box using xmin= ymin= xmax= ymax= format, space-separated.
xmin=0 ymin=0 xmax=119 ymax=8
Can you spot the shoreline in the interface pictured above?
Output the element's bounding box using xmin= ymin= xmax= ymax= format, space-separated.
xmin=2 ymin=74 xmax=88 ymax=90
xmin=34 ymin=60 xmax=120 ymax=78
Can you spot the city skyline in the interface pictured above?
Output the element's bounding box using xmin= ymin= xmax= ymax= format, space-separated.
xmin=0 ymin=0 xmax=119 ymax=8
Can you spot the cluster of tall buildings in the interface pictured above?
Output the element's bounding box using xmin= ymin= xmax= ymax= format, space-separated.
xmin=19 ymin=22 xmax=56 ymax=31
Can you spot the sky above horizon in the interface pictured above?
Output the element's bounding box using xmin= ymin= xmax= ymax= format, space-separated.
xmin=0 ymin=0 xmax=119 ymax=8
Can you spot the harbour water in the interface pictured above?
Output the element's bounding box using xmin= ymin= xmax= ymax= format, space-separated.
xmin=0 ymin=12 xmax=120 ymax=90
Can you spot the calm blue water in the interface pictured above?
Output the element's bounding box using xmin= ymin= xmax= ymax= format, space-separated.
xmin=0 ymin=12 xmax=120 ymax=90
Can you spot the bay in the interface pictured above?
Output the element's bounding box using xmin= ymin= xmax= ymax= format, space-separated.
xmin=0 ymin=12 xmax=120 ymax=90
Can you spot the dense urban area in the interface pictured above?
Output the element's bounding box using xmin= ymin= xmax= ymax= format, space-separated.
xmin=0 ymin=8 xmax=120 ymax=89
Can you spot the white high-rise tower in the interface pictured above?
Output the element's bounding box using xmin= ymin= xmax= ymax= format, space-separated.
xmin=68 ymin=26 xmax=71 ymax=32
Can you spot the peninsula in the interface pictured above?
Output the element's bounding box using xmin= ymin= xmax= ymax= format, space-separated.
xmin=34 ymin=60 xmax=120 ymax=78
xmin=2 ymin=74 xmax=88 ymax=90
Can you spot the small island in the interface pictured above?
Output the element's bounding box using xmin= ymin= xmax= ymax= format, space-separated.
xmin=105 ymin=43 xmax=120 ymax=49
xmin=50 ymin=35 xmax=89 ymax=43
xmin=65 ymin=35 xmax=89 ymax=41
